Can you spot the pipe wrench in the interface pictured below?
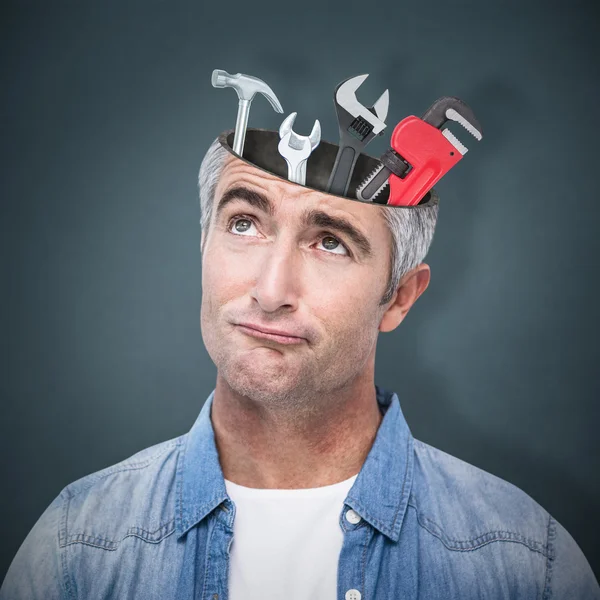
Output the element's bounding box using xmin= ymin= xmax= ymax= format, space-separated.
xmin=356 ymin=97 xmax=482 ymax=206
xmin=326 ymin=74 xmax=389 ymax=197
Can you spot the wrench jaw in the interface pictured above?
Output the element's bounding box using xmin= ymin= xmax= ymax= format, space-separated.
xmin=336 ymin=74 xmax=369 ymax=102
xmin=279 ymin=113 xmax=321 ymax=152
xmin=445 ymin=107 xmax=482 ymax=141
xmin=277 ymin=116 xmax=322 ymax=186
xmin=334 ymin=74 xmax=389 ymax=138
xmin=308 ymin=120 xmax=321 ymax=150
xmin=371 ymin=88 xmax=390 ymax=123
xmin=354 ymin=89 xmax=389 ymax=143
xmin=279 ymin=112 xmax=297 ymax=139
xmin=421 ymin=96 xmax=483 ymax=155
xmin=335 ymin=75 xmax=390 ymax=123
xmin=441 ymin=129 xmax=468 ymax=156
xmin=356 ymin=163 xmax=389 ymax=203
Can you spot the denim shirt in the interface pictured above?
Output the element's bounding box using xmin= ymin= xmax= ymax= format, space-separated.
xmin=2 ymin=385 xmax=599 ymax=599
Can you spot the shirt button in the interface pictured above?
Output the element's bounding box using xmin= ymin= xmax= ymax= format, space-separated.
xmin=345 ymin=590 xmax=361 ymax=600
xmin=345 ymin=509 xmax=362 ymax=525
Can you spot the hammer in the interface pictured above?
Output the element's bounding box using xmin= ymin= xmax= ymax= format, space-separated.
xmin=212 ymin=69 xmax=284 ymax=157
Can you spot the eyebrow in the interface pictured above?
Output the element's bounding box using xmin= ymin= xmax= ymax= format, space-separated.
xmin=215 ymin=185 xmax=373 ymax=258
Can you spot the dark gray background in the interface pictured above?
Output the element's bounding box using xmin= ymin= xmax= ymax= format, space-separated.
xmin=2 ymin=0 xmax=599 ymax=586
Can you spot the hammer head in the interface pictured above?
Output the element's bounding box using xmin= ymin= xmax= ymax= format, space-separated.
xmin=211 ymin=69 xmax=283 ymax=113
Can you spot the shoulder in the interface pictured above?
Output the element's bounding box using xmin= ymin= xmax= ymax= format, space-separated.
xmin=410 ymin=438 xmax=550 ymax=554
xmin=63 ymin=435 xmax=182 ymax=499
xmin=408 ymin=439 xmax=600 ymax=596
xmin=0 ymin=436 xmax=185 ymax=598
xmin=59 ymin=435 xmax=184 ymax=549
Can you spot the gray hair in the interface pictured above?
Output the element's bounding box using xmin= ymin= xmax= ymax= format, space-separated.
xmin=198 ymin=137 xmax=439 ymax=306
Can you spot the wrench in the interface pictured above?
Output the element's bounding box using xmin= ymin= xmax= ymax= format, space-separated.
xmin=326 ymin=74 xmax=389 ymax=196
xmin=277 ymin=112 xmax=321 ymax=186
xmin=356 ymin=96 xmax=482 ymax=205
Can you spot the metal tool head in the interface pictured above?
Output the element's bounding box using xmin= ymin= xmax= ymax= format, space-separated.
xmin=278 ymin=129 xmax=314 ymax=185
xmin=420 ymin=96 xmax=482 ymax=156
xmin=211 ymin=69 xmax=284 ymax=113
xmin=421 ymin=96 xmax=482 ymax=139
xmin=335 ymin=74 xmax=389 ymax=134
xmin=278 ymin=112 xmax=321 ymax=150
xmin=278 ymin=130 xmax=311 ymax=157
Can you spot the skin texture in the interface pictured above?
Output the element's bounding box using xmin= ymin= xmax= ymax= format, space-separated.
xmin=201 ymin=154 xmax=430 ymax=489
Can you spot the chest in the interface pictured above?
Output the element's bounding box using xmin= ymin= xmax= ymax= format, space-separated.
xmin=64 ymin=503 xmax=545 ymax=600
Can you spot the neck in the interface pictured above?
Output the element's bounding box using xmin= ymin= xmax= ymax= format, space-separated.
xmin=210 ymin=373 xmax=383 ymax=489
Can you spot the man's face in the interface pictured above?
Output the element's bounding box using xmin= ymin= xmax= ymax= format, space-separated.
xmin=200 ymin=155 xmax=394 ymax=411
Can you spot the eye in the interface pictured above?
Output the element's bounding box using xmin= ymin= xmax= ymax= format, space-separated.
xmin=226 ymin=217 xmax=350 ymax=257
xmin=318 ymin=235 xmax=350 ymax=256
xmin=227 ymin=216 xmax=259 ymax=237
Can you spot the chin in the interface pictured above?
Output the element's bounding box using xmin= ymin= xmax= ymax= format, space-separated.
xmin=222 ymin=354 xmax=302 ymax=405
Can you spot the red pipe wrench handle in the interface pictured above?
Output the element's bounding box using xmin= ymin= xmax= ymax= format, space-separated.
xmin=387 ymin=116 xmax=462 ymax=206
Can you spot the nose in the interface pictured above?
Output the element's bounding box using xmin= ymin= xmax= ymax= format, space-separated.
xmin=250 ymin=238 xmax=300 ymax=313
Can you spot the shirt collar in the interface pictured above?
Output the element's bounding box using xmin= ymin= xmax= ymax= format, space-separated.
xmin=344 ymin=385 xmax=415 ymax=542
xmin=175 ymin=385 xmax=414 ymax=542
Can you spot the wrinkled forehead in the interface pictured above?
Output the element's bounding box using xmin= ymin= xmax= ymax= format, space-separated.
xmin=217 ymin=155 xmax=371 ymax=212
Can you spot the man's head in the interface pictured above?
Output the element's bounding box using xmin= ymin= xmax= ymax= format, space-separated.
xmin=197 ymin=136 xmax=438 ymax=413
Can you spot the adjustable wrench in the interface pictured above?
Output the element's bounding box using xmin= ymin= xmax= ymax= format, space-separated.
xmin=356 ymin=96 xmax=482 ymax=205
xmin=277 ymin=112 xmax=321 ymax=186
xmin=326 ymin=74 xmax=389 ymax=197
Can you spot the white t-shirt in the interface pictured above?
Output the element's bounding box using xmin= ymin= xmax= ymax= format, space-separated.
xmin=224 ymin=473 xmax=359 ymax=600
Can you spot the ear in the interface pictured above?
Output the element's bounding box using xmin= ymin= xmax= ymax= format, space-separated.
xmin=379 ymin=264 xmax=431 ymax=333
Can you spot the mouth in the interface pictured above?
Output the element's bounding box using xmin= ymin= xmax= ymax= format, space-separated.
xmin=235 ymin=323 xmax=307 ymax=345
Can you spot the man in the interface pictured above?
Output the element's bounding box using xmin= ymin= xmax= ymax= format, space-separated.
xmin=2 ymin=129 xmax=599 ymax=599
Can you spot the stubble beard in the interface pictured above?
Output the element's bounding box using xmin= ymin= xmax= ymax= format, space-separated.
xmin=217 ymin=342 xmax=323 ymax=423
xmin=213 ymin=326 xmax=377 ymax=428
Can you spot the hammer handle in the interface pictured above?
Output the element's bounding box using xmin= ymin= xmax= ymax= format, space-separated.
xmin=233 ymin=99 xmax=251 ymax=156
